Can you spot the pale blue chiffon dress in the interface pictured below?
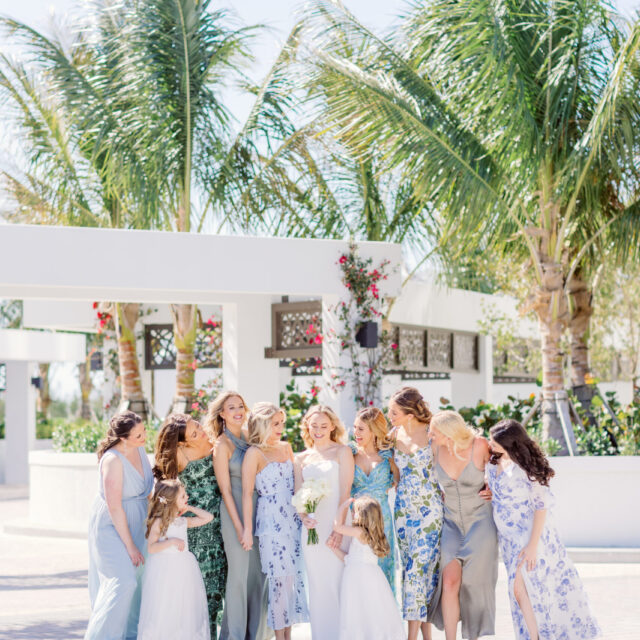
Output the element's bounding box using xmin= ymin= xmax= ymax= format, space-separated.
xmin=85 ymin=447 xmax=153 ymax=640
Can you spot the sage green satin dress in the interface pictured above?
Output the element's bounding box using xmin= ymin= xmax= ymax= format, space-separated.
xmin=430 ymin=442 xmax=498 ymax=639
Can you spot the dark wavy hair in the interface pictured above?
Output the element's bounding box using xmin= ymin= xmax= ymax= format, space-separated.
xmin=96 ymin=411 xmax=142 ymax=460
xmin=153 ymin=413 xmax=190 ymax=480
xmin=489 ymin=419 xmax=555 ymax=486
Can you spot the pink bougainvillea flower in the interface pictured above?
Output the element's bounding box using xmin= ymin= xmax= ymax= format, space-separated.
xmin=339 ymin=255 xmax=348 ymax=264
xmin=391 ymin=343 xmax=398 ymax=350
xmin=198 ymin=389 xmax=205 ymax=397
xmin=367 ymin=368 xmax=373 ymax=375
xmin=190 ymin=360 xmax=198 ymax=370
xmin=314 ymin=334 xmax=323 ymax=344
xmin=191 ymin=402 xmax=199 ymax=411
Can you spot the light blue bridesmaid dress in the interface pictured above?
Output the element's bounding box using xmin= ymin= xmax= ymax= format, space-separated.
xmin=349 ymin=442 xmax=397 ymax=593
xmin=85 ymin=447 xmax=153 ymax=640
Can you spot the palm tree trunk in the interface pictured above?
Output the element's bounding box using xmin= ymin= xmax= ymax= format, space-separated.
xmin=171 ymin=303 xmax=198 ymax=413
xmin=78 ymin=357 xmax=93 ymax=420
xmin=114 ymin=302 xmax=148 ymax=419
xmin=37 ymin=363 xmax=51 ymax=419
xmin=568 ymin=271 xmax=593 ymax=386
xmin=530 ymin=258 xmax=570 ymax=452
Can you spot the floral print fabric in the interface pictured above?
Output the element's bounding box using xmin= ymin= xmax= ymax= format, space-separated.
xmin=393 ymin=445 xmax=443 ymax=621
xmin=487 ymin=462 xmax=600 ymax=640
xmin=255 ymin=459 xmax=309 ymax=631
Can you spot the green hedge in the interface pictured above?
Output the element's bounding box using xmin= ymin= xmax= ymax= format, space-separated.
xmin=52 ymin=420 xmax=158 ymax=454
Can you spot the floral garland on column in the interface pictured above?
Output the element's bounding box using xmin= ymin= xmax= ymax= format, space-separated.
xmin=330 ymin=243 xmax=397 ymax=407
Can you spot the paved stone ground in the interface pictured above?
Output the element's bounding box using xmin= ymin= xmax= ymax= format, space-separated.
xmin=1 ymin=492 xmax=639 ymax=639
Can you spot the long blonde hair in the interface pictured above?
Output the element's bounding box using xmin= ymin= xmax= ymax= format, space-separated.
xmin=355 ymin=407 xmax=393 ymax=451
xmin=247 ymin=402 xmax=285 ymax=449
xmin=352 ymin=496 xmax=390 ymax=558
xmin=300 ymin=405 xmax=347 ymax=449
xmin=146 ymin=479 xmax=182 ymax=538
xmin=431 ymin=410 xmax=478 ymax=459
xmin=204 ymin=390 xmax=249 ymax=439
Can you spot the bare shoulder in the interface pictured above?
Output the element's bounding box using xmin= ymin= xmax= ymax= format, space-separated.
xmin=296 ymin=449 xmax=311 ymax=463
xmin=336 ymin=443 xmax=353 ymax=462
xmin=475 ymin=435 xmax=490 ymax=451
xmin=101 ymin=452 xmax=122 ymax=475
xmin=213 ymin=433 xmax=232 ymax=457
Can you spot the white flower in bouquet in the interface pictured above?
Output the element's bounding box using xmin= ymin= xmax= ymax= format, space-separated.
xmin=292 ymin=477 xmax=331 ymax=544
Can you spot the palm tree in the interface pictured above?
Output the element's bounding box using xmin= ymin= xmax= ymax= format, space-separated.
xmin=300 ymin=0 xmax=640 ymax=448
xmin=0 ymin=9 xmax=161 ymax=417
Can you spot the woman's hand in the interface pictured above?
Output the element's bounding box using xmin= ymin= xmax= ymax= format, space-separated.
xmin=478 ymin=483 xmax=492 ymax=501
xmin=518 ymin=542 xmax=538 ymax=571
xmin=241 ymin=527 xmax=253 ymax=551
xmin=327 ymin=531 xmax=343 ymax=550
xmin=235 ymin=523 xmax=245 ymax=545
xmin=171 ymin=538 xmax=185 ymax=552
xmin=300 ymin=514 xmax=318 ymax=530
xmin=126 ymin=544 xmax=145 ymax=567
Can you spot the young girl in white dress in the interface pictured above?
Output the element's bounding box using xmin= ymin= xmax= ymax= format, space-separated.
xmin=138 ymin=479 xmax=213 ymax=640
xmin=487 ymin=419 xmax=600 ymax=640
xmin=331 ymin=496 xmax=405 ymax=640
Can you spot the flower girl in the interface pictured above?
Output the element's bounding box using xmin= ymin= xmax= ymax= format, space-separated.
xmin=331 ymin=496 xmax=404 ymax=640
xmin=241 ymin=402 xmax=308 ymax=640
xmin=487 ymin=419 xmax=600 ymax=640
xmin=138 ymin=479 xmax=213 ymax=640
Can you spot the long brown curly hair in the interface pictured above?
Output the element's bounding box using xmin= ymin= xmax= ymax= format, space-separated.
xmin=490 ymin=419 xmax=555 ymax=487
xmin=203 ymin=390 xmax=249 ymax=439
xmin=146 ymin=479 xmax=183 ymax=538
xmin=391 ymin=386 xmax=432 ymax=425
xmin=153 ymin=413 xmax=190 ymax=480
xmin=96 ymin=411 xmax=142 ymax=460
xmin=352 ymin=497 xmax=390 ymax=558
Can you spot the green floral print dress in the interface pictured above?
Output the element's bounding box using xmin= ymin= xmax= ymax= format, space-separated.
xmin=179 ymin=455 xmax=228 ymax=639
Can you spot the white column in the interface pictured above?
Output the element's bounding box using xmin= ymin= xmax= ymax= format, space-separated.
xmin=222 ymin=296 xmax=280 ymax=407
xmin=320 ymin=294 xmax=357 ymax=428
xmin=5 ymin=361 xmax=37 ymax=485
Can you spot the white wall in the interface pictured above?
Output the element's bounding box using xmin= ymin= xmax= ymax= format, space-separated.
xmin=551 ymin=456 xmax=640 ymax=547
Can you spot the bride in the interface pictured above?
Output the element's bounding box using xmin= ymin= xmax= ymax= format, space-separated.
xmin=294 ymin=405 xmax=354 ymax=640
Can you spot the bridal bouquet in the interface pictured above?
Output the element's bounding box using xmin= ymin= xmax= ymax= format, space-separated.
xmin=292 ymin=477 xmax=331 ymax=545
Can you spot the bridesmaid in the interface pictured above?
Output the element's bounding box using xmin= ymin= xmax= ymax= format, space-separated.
xmin=350 ymin=406 xmax=398 ymax=592
xmin=209 ymin=391 xmax=268 ymax=640
xmin=294 ymin=405 xmax=354 ymax=640
xmin=153 ymin=413 xmax=227 ymax=639
xmin=428 ymin=410 xmax=498 ymax=640
xmin=388 ymin=386 xmax=443 ymax=640
xmin=241 ymin=403 xmax=309 ymax=639
xmin=86 ymin=411 xmax=153 ymax=640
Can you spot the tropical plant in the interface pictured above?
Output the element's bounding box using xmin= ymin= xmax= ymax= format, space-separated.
xmin=301 ymin=0 xmax=640 ymax=449
xmin=280 ymin=379 xmax=321 ymax=452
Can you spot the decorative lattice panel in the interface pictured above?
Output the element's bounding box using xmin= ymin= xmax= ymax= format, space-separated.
xmin=266 ymin=301 xmax=323 ymax=359
xmin=398 ymin=326 xmax=425 ymax=369
xmin=453 ymin=333 xmax=478 ymax=371
xmin=144 ymin=324 xmax=222 ymax=370
xmin=426 ymin=330 xmax=453 ymax=370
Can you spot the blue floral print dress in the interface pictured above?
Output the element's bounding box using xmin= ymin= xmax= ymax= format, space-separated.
xmin=394 ymin=445 xmax=443 ymax=621
xmin=350 ymin=442 xmax=397 ymax=593
xmin=254 ymin=458 xmax=309 ymax=631
xmin=487 ymin=461 xmax=600 ymax=640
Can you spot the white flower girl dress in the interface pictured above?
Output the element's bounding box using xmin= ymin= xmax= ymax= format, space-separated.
xmin=339 ymin=537 xmax=404 ymax=640
xmin=138 ymin=516 xmax=209 ymax=639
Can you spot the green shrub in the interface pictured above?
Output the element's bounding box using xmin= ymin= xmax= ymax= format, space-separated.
xmin=52 ymin=419 xmax=158 ymax=454
xmin=280 ymin=379 xmax=320 ymax=452
xmin=572 ymin=393 xmax=640 ymax=456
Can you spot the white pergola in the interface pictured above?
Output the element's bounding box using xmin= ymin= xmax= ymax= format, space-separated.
xmin=0 ymin=224 xmax=403 ymax=483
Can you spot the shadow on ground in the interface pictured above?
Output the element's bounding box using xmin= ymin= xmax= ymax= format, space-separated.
xmin=0 ymin=570 xmax=87 ymax=591
xmin=0 ymin=619 xmax=86 ymax=639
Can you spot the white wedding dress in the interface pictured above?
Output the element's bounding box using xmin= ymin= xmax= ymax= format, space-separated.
xmin=138 ymin=517 xmax=209 ymax=640
xmin=302 ymin=458 xmax=343 ymax=640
